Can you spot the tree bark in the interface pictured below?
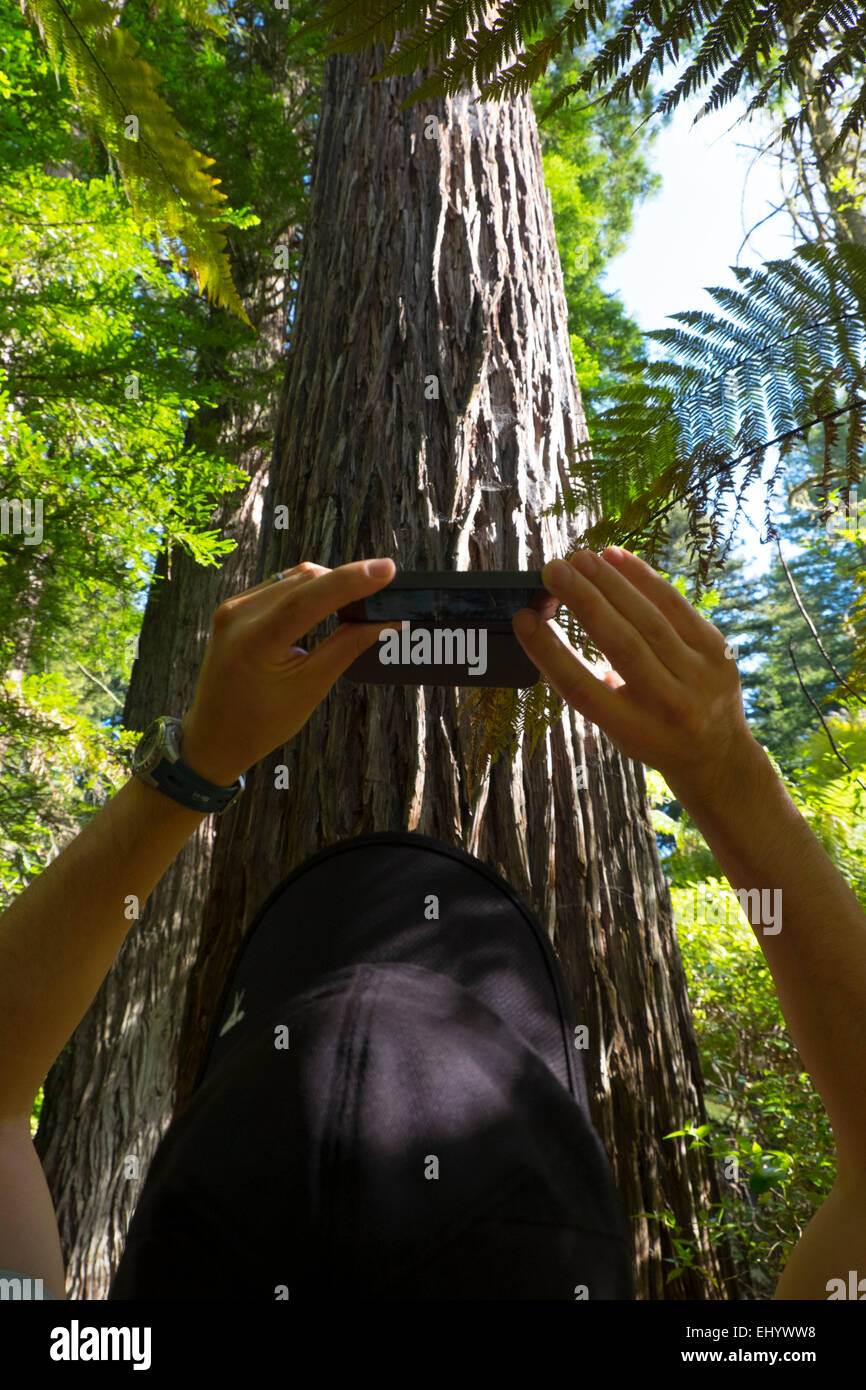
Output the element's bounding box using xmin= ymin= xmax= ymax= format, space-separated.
xmin=175 ymin=49 xmax=737 ymax=1300
xmin=783 ymin=23 xmax=866 ymax=249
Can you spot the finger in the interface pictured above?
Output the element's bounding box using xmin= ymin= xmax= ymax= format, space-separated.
xmin=513 ymin=609 xmax=641 ymax=740
xmin=240 ymin=566 xmax=556 ymax=633
xmin=601 ymin=548 xmax=727 ymax=655
xmin=288 ymin=619 xmax=395 ymax=702
xmin=538 ymin=554 xmax=687 ymax=698
xmin=561 ymin=550 xmax=700 ymax=682
xmin=255 ymin=559 xmax=395 ymax=660
xmin=530 ymin=586 xmax=561 ymax=622
xmin=212 ymin=563 xmax=330 ymax=629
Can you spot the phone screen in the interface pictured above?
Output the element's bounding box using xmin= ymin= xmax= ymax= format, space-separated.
xmin=359 ymin=586 xmax=539 ymax=623
xmin=337 ymin=573 xmax=550 ymax=627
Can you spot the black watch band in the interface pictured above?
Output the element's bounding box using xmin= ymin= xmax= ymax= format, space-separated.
xmin=148 ymin=754 xmax=244 ymax=814
xmin=132 ymin=717 xmax=245 ymax=815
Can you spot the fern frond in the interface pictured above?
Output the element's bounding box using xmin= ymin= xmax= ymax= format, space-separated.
xmin=24 ymin=0 xmax=250 ymax=325
xmin=313 ymin=0 xmax=866 ymax=155
xmin=545 ymin=242 xmax=866 ymax=577
xmin=385 ymin=0 xmax=557 ymax=85
xmin=148 ymin=0 xmax=228 ymax=36
xmin=474 ymin=0 xmax=602 ymax=106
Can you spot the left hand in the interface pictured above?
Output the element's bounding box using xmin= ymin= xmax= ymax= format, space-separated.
xmin=511 ymin=547 xmax=752 ymax=802
xmin=179 ymin=558 xmax=396 ymax=785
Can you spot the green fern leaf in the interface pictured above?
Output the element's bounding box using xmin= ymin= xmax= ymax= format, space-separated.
xmin=25 ymin=0 xmax=250 ymax=325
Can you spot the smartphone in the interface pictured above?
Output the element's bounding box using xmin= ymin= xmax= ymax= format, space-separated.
xmin=337 ymin=571 xmax=554 ymax=687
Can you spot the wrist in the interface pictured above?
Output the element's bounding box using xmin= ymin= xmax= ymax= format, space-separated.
xmin=665 ymin=731 xmax=773 ymax=821
xmin=179 ymin=719 xmax=246 ymax=788
xmin=127 ymin=771 xmax=211 ymax=822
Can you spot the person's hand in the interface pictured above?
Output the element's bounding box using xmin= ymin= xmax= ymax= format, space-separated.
xmin=512 ymin=546 xmax=758 ymax=801
xmin=179 ymin=559 xmax=397 ymax=786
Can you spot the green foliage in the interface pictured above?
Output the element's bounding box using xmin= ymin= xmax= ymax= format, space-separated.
xmin=29 ymin=1085 xmax=43 ymax=1139
xmin=545 ymin=240 xmax=866 ymax=572
xmin=21 ymin=0 xmax=252 ymax=322
xmin=531 ymin=54 xmax=660 ymax=403
xmin=0 ymin=2 xmax=254 ymax=913
xmin=306 ymin=0 xmax=866 ymax=151
xmin=787 ymin=709 xmax=866 ymax=902
xmin=5 ymin=3 xmax=323 ymax=1159
xmin=1 ymin=670 xmax=140 ymax=904
xmin=640 ymin=869 xmax=838 ymax=1296
xmin=639 ymin=623 xmax=865 ymax=1295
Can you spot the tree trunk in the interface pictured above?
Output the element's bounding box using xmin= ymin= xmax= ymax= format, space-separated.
xmin=783 ymin=23 xmax=866 ymax=248
xmin=174 ymin=49 xmax=737 ymax=1300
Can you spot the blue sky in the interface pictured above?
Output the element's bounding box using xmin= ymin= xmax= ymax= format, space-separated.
xmin=601 ymin=93 xmax=799 ymax=576
xmin=604 ymin=94 xmax=796 ymax=332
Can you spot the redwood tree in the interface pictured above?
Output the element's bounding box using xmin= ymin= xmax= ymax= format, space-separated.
xmin=38 ymin=41 xmax=736 ymax=1300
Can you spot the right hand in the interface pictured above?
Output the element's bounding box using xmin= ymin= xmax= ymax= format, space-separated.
xmin=512 ymin=546 xmax=758 ymax=800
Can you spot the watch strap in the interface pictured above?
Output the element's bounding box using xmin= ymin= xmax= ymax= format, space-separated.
xmin=134 ymin=716 xmax=245 ymax=814
xmin=147 ymin=753 xmax=245 ymax=814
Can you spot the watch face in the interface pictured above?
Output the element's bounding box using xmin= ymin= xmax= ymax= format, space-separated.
xmin=134 ymin=720 xmax=166 ymax=776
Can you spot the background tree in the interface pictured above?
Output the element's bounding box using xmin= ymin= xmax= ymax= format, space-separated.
xmin=711 ymin=480 xmax=861 ymax=771
xmin=648 ymin=460 xmax=861 ymax=775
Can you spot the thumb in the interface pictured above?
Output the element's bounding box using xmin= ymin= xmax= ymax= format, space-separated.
xmin=297 ymin=620 xmax=391 ymax=695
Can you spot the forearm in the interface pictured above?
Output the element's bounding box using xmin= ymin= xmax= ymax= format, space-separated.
xmin=670 ymin=734 xmax=866 ymax=1181
xmin=0 ymin=776 xmax=207 ymax=1123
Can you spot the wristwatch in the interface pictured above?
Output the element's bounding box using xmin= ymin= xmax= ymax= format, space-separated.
xmin=132 ymin=716 xmax=245 ymax=814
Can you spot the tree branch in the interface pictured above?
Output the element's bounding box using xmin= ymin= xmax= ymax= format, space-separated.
xmin=74 ymin=661 xmax=122 ymax=706
xmin=786 ymin=639 xmax=866 ymax=792
xmin=773 ymin=534 xmax=864 ymax=706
